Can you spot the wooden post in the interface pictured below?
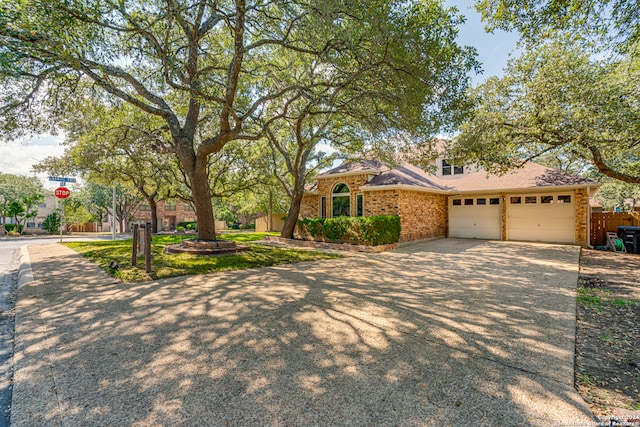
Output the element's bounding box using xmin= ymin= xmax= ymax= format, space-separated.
xmin=131 ymin=224 xmax=139 ymax=266
xmin=145 ymin=222 xmax=152 ymax=273
xmin=138 ymin=227 xmax=145 ymax=254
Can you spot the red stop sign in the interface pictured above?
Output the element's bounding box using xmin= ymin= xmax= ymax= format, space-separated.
xmin=55 ymin=187 xmax=71 ymax=199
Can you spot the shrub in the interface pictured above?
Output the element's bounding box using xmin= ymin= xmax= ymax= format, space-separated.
xmin=4 ymin=224 xmax=23 ymax=233
xmin=297 ymin=218 xmax=324 ymax=240
xmin=177 ymin=221 xmax=197 ymax=230
xmin=240 ymin=223 xmax=255 ymax=229
xmin=297 ymin=215 xmax=400 ymax=246
xmin=322 ymin=216 xmax=353 ymax=242
xmin=42 ymin=212 xmax=61 ymax=233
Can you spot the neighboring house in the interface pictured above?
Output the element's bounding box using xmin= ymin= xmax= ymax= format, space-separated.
xmin=132 ymin=200 xmax=197 ymax=231
xmin=31 ymin=192 xmax=59 ymax=229
xmin=590 ymin=198 xmax=640 ymax=213
xmin=131 ymin=200 xmax=226 ymax=232
xmin=300 ymin=158 xmax=600 ymax=247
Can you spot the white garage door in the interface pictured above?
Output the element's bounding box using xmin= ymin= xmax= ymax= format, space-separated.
xmin=449 ymin=196 xmax=501 ymax=239
xmin=507 ymin=193 xmax=575 ymax=243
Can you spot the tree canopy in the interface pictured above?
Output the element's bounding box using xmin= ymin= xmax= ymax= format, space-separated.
xmin=1 ymin=0 xmax=478 ymax=240
xmin=0 ymin=172 xmax=44 ymax=232
xmin=476 ymin=0 xmax=640 ymax=51
xmin=452 ymin=40 xmax=640 ymax=183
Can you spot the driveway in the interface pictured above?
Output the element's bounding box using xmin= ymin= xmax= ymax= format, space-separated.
xmin=12 ymin=238 xmax=594 ymax=426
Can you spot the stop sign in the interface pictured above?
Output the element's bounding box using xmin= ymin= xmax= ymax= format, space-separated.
xmin=54 ymin=187 xmax=71 ymax=199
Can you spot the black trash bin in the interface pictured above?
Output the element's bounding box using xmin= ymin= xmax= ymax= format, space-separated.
xmin=617 ymin=226 xmax=640 ymax=254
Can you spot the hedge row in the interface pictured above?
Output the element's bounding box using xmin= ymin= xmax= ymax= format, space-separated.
xmin=297 ymin=215 xmax=400 ymax=246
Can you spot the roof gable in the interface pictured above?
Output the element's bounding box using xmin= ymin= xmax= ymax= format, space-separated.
xmin=316 ymin=159 xmax=390 ymax=178
xmin=363 ymin=163 xmax=451 ymax=192
xmin=449 ymin=162 xmax=596 ymax=192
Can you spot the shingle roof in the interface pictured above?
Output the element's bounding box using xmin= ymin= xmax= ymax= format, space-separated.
xmin=362 ymin=163 xmax=451 ymax=192
xmin=449 ymin=162 xmax=596 ymax=192
xmin=313 ymin=158 xmax=597 ymax=193
xmin=316 ymin=159 xmax=390 ymax=177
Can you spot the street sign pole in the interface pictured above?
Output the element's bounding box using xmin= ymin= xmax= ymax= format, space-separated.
xmin=59 ymin=199 xmax=64 ymax=243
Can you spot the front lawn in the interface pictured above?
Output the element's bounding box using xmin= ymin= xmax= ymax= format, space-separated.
xmin=64 ymin=232 xmax=341 ymax=282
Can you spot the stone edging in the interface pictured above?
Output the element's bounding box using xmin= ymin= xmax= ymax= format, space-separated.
xmin=262 ymin=236 xmax=398 ymax=253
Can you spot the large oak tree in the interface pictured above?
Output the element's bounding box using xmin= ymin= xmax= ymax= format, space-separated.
xmin=476 ymin=0 xmax=640 ymax=51
xmin=452 ymin=40 xmax=640 ymax=183
xmin=1 ymin=0 xmax=476 ymax=240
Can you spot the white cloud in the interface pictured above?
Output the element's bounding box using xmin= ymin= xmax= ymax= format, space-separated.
xmin=0 ymin=134 xmax=66 ymax=185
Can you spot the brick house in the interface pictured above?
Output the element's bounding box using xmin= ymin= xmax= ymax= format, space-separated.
xmin=132 ymin=200 xmax=227 ymax=232
xmin=300 ymin=158 xmax=600 ymax=246
xmin=133 ymin=200 xmax=196 ymax=231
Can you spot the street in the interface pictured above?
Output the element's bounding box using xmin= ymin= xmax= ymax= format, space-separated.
xmin=0 ymin=235 xmax=117 ymax=426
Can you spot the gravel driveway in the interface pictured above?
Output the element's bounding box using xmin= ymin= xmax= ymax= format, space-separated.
xmin=13 ymin=238 xmax=595 ymax=426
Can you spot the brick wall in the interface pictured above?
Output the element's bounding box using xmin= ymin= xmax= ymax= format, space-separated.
xmin=132 ymin=200 xmax=197 ymax=231
xmin=299 ymin=174 xmax=448 ymax=243
xmin=397 ymin=191 xmax=448 ymax=242
xmin=575 ymin=188 xmax=588 ymax=246
xmin=363 ymin=190 xmax=400 ymax=217
xmin=300 ymin=194 xmax=319 ymax=219
xmin=317 ymin=174 xmax=372 ymax=217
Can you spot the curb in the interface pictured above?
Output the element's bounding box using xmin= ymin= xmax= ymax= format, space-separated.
xmin=16 ymin=247 xmax=34 ymax=290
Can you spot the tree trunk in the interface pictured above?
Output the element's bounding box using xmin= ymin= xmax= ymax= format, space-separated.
xmin=281 ymin=190 xmax=303 ymax=239
xmin=149 ymin=198 xmax=158 ymax=234
xmin=268 ymin=189 xmax=273 ymax=231
xmin=189 ymin=161 xmax=217 ymax=241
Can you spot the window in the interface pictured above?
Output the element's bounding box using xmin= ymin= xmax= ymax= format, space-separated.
xmin=320 ymin=197 xmax=327 ymax=218
xmin=442 ymin=159 xmax=452 ymax=176
xmin=332 ymin=183 xmax=350 ymax=217
xmin=442 ymin=159 xmax=463 ymax=175
xmin=489 ymin=198 xmax=500 ymax=205
xmin=38 ymin=202 xmax=47 ymax=208
xmin=452 ymin=199 xmax=462 ymax=206
xmin=476 ymin=198 xmax=486 ymax=205
xmin=525 ymin=196 xmax=537 ymax=204
xmin=139 ymin=203 xmax=152 ymax=211
xmin=510 ymin=196 xmax=521 ymax=204
xmin=165 ymin=201 xmax=177 ymax=211
xmin=356 ymin=194 xmax=364 ymax=217
xmin=558 ymin=195 xmax=571 ymax=204
xmin=184 ymin=203 xmax=194 ymax=211
xmin=464 ymin=198 xmax=474 ymax=206
xmin=541 ymin=195 xmax=553 ymax=204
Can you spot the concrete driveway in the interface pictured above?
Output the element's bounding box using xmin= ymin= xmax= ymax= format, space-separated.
xmin=13 ymin=238 xmax=595 ymax=426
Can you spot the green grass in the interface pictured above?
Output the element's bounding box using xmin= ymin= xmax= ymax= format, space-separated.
xmin=577 ymin=287 xmax=637 ymax=312
xmin=64 ymin=232 xmax=341 ymax=282
xmin=612 ymin=298 xmax=636 ymax=309
xmin=577 ymin=287 xmax=607 ymax=311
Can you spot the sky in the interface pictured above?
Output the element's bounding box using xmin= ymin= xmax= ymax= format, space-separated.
xmin=0 ymin=1 xmax=520 ymax=180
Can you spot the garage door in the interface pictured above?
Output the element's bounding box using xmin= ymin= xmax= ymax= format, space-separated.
xmin=507 ymin=193 xmax=575 ymax=243
xmin=449 ymin=196 xmax=501 ymax=239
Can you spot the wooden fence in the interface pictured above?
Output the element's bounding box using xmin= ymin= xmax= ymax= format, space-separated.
xmin=590 ymin=212 xmax=640 ymax=247
xmin=67 ymin=222 xmax=99 ymax=233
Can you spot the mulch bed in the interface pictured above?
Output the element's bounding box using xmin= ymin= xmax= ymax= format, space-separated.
xmin=576 ymin=249 xmax=640 ymax=421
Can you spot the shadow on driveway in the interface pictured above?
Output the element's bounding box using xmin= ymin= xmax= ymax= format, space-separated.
xmin=12 ymin=238 xmax=595 ymax=426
